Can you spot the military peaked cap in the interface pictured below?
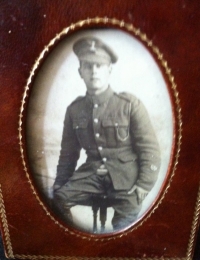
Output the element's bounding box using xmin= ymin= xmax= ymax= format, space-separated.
xmin=73 ymin=37 xmax=118 ymax=64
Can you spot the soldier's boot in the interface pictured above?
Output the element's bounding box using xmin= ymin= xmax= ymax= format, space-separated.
xmin=62 ymin=205 xmax=73 ymax=224
xmin=112 ymin=210 xmax=139 ymax=231
xmin=53 ymin=196 xmax=73 ymax=225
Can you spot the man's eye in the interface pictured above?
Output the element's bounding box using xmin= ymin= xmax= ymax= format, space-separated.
xmin=84 ymin=64 xmax=91 ymax=69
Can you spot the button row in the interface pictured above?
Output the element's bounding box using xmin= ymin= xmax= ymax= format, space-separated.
xmin=97 ymin=147 xmax=107 ymax=162
xmin=93 ymin=112 xmax=106 ymax=163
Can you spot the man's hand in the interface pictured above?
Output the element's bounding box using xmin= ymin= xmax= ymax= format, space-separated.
xmin=135 ymin=186 xmax=148 ymax=205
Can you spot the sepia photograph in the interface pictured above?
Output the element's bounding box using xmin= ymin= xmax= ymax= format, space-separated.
xmin=26 ymin=28 xmax=173 ymax=234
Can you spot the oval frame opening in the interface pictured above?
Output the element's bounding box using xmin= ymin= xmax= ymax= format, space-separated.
xmin=20 ymin=18 xmax=181 ymax=238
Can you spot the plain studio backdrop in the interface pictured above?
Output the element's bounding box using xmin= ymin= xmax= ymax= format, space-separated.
xmin=26 ymin=29 xmax=173 ymax=233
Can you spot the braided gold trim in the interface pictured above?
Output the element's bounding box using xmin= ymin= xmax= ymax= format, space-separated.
xmin=0 ymin=185 xmax=14 ymax=258
xmin=14 ymin=255 xmax=191 ymax=260
xmin=186 ymin=183 xmax=200 ymax=258
xmin=19 ymin=17 xmax=182 ymax=242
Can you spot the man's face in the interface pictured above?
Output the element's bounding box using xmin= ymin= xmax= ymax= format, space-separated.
xmin=79 ymin=61 xmax=112 ymax=95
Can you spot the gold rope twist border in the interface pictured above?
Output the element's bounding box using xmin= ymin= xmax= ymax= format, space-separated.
xmin=0 ymin=185 xmax=14 ymax=258
xmin=18 ymin=16 xmax=182 ymax=240
xmin=13 ymin=255 xmax=191 ymax=260
xmin=186 ymin=183 xmax=200 ymax=258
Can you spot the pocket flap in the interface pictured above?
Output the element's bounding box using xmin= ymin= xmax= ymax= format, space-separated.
xmin=102 ymin=118 xmax=129 ymax=127
xmin=118 ymin=152 xmax=137 ymax=162
xmin=73 ymin=118 xmax=88 ymax=129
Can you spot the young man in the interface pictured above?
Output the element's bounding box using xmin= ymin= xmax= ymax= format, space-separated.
xmin=53 ymin=37 xmax=160 ymax=231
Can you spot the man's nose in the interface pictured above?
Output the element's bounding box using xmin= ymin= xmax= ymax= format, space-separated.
xmin=91 ymin=64 xmax=98 ymax=72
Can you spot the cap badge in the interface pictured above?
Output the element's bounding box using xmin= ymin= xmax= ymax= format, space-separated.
xmin=89 ymin=41 xmax=96 ymax=52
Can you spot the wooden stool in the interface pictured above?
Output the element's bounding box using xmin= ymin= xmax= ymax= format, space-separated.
xmin=91 ymin=195 xmax=112 ymax=233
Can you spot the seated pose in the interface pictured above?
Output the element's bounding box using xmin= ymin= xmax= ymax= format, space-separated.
xmin=53 ymin=37 xmax=161 ymax=231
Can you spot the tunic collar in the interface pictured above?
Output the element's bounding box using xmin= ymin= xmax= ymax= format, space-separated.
xmin=86 ymin=86 xmax=113 ymax=105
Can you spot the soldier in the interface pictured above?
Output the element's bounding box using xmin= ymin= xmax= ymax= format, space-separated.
xmin=53 ymin=37 xmax=161 ymax=232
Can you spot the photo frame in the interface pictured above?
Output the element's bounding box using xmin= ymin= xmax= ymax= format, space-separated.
xmin=0 ymin=1 xmax=200 ymax=259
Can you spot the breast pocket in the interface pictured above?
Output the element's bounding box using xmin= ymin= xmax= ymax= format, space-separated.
xmin=102 ymin=118 xmax=130 ymax=147
xmin=73 ymin=118 xmax=89 ymax=148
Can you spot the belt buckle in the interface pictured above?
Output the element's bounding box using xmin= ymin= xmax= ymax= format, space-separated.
xmin=96 ymin=165 xmax=108 ymax=176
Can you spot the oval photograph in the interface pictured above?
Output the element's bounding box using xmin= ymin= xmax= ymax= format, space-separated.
xmin=26 ymin=28 xmax=173 ymax=234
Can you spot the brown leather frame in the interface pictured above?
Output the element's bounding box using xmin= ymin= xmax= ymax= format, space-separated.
xmin=0 ymin=1 xmax=200 ymax=259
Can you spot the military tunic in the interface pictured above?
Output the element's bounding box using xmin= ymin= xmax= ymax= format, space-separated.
xmin=53 ymin=86 xmax=160 ymax=230
xmin=54 ymin=86 xmax=160 ymax=192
